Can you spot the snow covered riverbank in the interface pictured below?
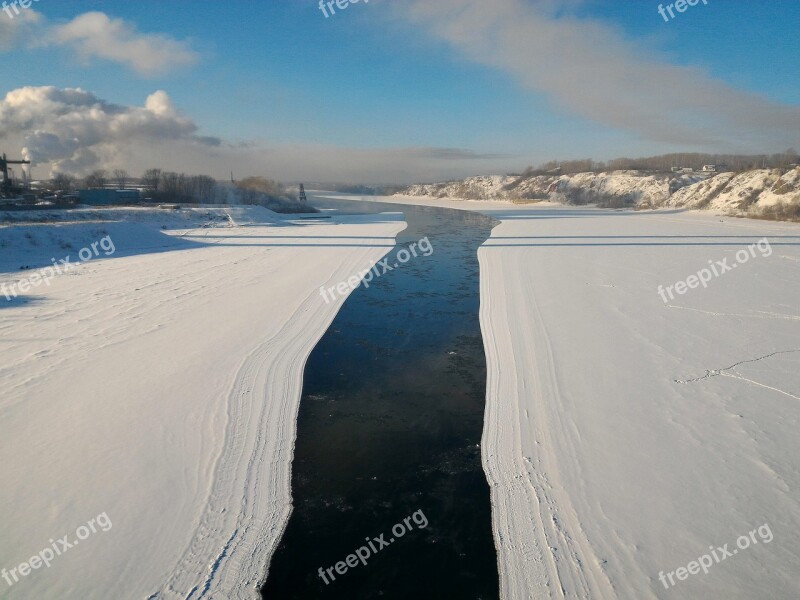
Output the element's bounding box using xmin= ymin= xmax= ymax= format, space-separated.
xmin=0 ymin=206 xmax=405 ymax=599
xmin=4 ymin=195 xmax=798 ymax=598
xmin=478 ymin=206 xmax=800 ymax=599
xmin=343 ymin=194 xmax=800 ymax=599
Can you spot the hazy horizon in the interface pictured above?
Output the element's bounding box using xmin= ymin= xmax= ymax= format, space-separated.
xmin=1 ymin=1 xmax=799 ymax=183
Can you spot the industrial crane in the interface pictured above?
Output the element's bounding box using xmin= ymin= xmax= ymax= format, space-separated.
xmin=0 ymin=153 xmax=31 ymax=198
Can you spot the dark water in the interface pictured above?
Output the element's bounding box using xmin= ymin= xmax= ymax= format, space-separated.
xmin=261 ymin=196 xmax=499 ymax=600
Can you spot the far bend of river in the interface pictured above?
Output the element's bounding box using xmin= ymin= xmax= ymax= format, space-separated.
xmin=261 ymin=195 xmax=500 ymax=599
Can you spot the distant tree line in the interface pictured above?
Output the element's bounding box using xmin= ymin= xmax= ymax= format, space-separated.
xmin=519 ymin=149 xmax=799 ymax=176
xmin=141 ymin=168 xmax=217 ymax=203
xmin=46 ymin=168 xmax=215 ymax=203
xmin=46 ymin=168 xmax=316 ymax=211
xmin=322 ymin=183 xmax=407 ymax=195
xmin=47 ymin=169 xmax=128 ymax=193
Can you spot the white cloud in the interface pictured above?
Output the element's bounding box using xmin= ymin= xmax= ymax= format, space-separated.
xmin=1 ymin=10 xmax=197 ymax=76
xmin=0 ymin=6 xmax=41 ymax=50
xmin=49 ymin=12 xmax=198 ymax=76
xmin=391 ymin=0 xmax=800 ymax=151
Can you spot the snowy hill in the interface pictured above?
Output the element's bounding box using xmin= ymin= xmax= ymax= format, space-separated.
xmin=665 ymin=168 xmax=800 ymax=219
xmin=399 ymin=168 xmax=800 ymax=219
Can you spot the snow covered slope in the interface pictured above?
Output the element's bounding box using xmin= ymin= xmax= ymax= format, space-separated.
xmin=666 ymin=168 xmax=800 ymax=218
xmin=401 ymin=168 xmax=800 ymax=219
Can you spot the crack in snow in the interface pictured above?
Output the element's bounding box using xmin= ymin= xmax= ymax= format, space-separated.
xmin=667 ymin=305 xmax=800 ymax=321
xmin=675 ymin=349 xmax=800 ymax=400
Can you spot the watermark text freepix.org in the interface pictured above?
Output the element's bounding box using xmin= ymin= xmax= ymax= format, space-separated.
xmin=658 ymin=522 xmax=772 ymax=589
xmin=2 ymin=235 xmax=116 ymax=301
xmin=658 ymin=0 xmax=708 ymax=23
xmin=658 ymin=237 xmax=771 ymax=303
xmin=319 ymin=236 xmax=433 ymax=304
xmin=2 ymin=0 xmax=42 ymax=20
xmin=317 ymin=509 xmax=429 ymax=585
xmin=319 ymin=0 xmax=368 ymax=19
xmin=2 ymin=512 xmax=112 ymax=588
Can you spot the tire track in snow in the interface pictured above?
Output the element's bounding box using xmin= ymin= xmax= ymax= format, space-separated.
xmin=479 ymin=248 xmax=614 ymax=599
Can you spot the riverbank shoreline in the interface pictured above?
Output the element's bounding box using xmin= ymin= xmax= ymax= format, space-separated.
xmin=0 ymin=206 xmax=405 ymax=599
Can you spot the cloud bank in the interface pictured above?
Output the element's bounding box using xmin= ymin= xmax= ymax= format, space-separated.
xmin=392 ymin=0 xmax=800 ymax=151
xmin=0 ymin=86 xmax=506 ymax=182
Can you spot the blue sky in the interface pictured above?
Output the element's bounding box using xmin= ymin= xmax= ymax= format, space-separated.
xmin=1 ymin=0 xmax=798 ymax=182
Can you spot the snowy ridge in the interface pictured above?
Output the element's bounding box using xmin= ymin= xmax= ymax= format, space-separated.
xmin=665 ymin=168 xmax=800 ymax=215
xmin=400 ymin=168 xmax=800 ymax=218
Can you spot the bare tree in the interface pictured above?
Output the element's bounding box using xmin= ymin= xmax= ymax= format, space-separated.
xmin=191 ymin=175 xmax=216 ymax=203
xmin=142 ymin=168 xmax=162 ymax=194
xmin=52 ymin=173 xmax=75 ymax=193
xmin=84 ymin=169 xmax=107 ymax=189
xmin=160 ymin=172 xmax=181 ymax=197
xmin=113 ymin=169 xmax=128 ymax=189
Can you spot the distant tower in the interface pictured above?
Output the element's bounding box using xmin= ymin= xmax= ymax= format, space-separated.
xmin=0 ymin=153 xmax=31 ymax=198
xmin=298 ymin=183 xmax=307 ymax=203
